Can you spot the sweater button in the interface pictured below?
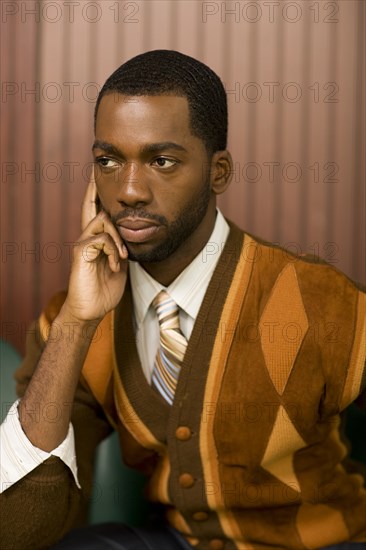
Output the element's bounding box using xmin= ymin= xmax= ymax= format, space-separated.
xmin=192 ymin=511 xmax=209 ymax=521
xmin=175 ymin=426 xmax=192 ymax=441
xmin=209 ymin=539 xmax=225 ymax=550
xmin=178 ymin=473 xmax=195 ymax=488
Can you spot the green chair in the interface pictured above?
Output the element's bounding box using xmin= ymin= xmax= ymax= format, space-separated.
xmin=88 ymin=432 xmax=148 ymax=526
xmin=0 ymin=340 xmax=21 ymax=423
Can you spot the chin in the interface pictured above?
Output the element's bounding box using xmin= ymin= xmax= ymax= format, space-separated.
xmin=126 ymin=240 xmax=181 ymax=264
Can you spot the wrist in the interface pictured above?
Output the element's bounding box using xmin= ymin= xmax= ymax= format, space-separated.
xmin=54 ymin=305 xmax=102 ymax=344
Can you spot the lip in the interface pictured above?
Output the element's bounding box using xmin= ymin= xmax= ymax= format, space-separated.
xmin=117 ymin=218 xmax=161 ymax=243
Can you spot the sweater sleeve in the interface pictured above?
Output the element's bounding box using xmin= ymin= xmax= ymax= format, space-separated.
xmin=0 ymin=293 xmax=114 ymax=550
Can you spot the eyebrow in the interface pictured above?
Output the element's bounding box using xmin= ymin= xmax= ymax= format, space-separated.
xmin=92 ymin=140 xmax=188 ymax=156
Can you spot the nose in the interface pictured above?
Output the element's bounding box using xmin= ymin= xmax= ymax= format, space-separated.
xmin=116 ymin=162 xmax=152 ymax=208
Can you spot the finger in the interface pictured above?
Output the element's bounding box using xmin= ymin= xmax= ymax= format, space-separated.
xmin=81 ymin=210 xmax=128 ymax=260
xmin=81 ymin=167 xmax=99 ymax=231
xmin=80 ymin=234 xmax=121 ymax=272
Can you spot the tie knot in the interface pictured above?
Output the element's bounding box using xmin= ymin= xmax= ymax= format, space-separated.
xmin=152 ymin=291 xmax=179 ymax=327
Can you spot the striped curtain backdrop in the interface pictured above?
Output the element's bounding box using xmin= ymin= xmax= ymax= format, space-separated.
xmin=1 ymin=0 xmax=365 ymax=352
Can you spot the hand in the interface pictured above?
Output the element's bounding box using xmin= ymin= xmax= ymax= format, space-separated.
xmin=63 ymin=171 xmax=128 ymax=322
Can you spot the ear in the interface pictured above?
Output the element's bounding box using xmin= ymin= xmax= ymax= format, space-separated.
xmin=209 ymin=150 xmax=233 ymax=195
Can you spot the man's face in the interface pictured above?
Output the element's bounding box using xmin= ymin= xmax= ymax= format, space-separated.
xmin=93 ymin=94 xmax=216 ymax=265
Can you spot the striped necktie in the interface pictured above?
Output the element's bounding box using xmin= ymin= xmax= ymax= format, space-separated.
xmin=151 ymin=291 xmax=187 ymax=405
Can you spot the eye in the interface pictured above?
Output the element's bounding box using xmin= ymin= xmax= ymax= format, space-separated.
xmin=95 ymin=157 xmax=119 ymax=170
xmin=152 ymin=157 xmax=177 ymax=169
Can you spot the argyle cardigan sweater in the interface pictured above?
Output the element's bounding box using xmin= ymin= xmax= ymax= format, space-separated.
xmin=2 ymin=223 xmax=366 ymax=550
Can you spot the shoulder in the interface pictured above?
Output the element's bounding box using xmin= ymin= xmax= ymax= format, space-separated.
xmin=38 ymin=290 xmax=68 ymax=341
xmin=43 ymin=290 xmax=68 ymax=320
xmin=253 ymin=233 xmax=364 ymax=297
xmin=226 ymin=220 xmax=364 ymax=296
xmin=225 ymin=221 xmax=364 ymax=335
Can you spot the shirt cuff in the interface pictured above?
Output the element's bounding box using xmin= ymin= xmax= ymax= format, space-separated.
xmin=0 ymin=399 xmax=80 ymax=493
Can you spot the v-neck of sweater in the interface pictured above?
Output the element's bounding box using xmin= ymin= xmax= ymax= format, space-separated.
xmin=113 ymin=223 xmax=245 ymax=444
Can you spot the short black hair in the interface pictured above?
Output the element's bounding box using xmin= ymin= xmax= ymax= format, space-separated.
xmin=95 ymin=50 xmax=228 ymax=155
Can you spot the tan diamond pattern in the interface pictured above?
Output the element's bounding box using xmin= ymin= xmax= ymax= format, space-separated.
xmin=259 ymin=264 xmax=309 ymax=394
xmin=296 ymin=503 xmax=349 ymax=549
xmin=261 ymin=405 xmax=306 ymax=491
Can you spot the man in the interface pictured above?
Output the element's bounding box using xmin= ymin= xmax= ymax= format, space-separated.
xmin=1 ymin=50 xmax=365 ymax=550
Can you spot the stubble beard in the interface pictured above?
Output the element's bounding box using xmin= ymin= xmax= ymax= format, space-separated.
xmin=124 ymin=180 xmax=212 ymax=264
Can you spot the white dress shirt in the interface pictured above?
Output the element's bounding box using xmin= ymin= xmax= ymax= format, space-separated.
xmin=130 ymin=209 xmax=230 ymax=382
xmin=0 ymin=210 xmax=229 ymax=492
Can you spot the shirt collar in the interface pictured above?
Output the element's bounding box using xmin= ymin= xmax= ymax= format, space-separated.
xmin=129 ymin=209 xmax=229 ymax=328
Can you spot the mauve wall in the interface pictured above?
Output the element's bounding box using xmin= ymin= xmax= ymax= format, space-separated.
xmin=1 ymin=0 xmax=365 ymax=352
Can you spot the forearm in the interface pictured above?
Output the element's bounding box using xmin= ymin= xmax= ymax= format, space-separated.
xmin=18 ymin=306 xmax=100 ymax=452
